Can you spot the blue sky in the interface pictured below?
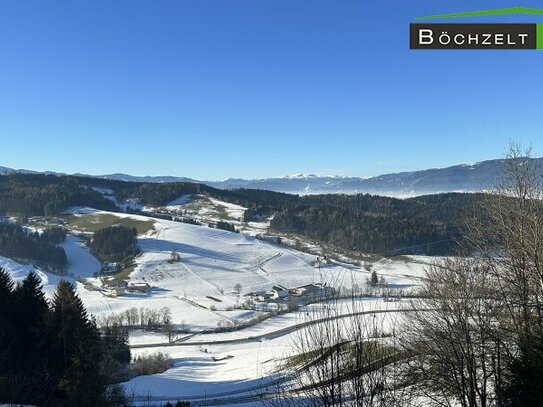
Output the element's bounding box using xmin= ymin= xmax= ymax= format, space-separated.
xmin=0 ymin=0 xmax=542 ymax=180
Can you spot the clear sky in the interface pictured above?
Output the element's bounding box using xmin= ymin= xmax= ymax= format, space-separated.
xmin=0 ymin=0 xmax=542 ymax=180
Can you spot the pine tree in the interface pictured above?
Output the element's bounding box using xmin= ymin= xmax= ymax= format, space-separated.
xmin=0 ymin=267 xmax=14 ymax=299
xmin=10 ymin=271 xmax=50 ymax=403
xmin=101 ymin=325 xmax=131 ymax=383
xmin=503 ymin=334 xmax=543 ymax=407
xmin=370 ymin=270 xmax=378 ymax=286
xmin=49 ymin=280 xmax=105 ymax=406
xmin=0 ymin=273 xmax=129 ymax=405
xmin=0 ymin=268 xmax=15 ymax=397
xmin=14 ymin=271 xmax=48 ymax=330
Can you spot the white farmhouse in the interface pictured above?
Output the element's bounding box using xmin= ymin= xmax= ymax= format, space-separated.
xmin=270 ymin=285 xmax=289 ymax=299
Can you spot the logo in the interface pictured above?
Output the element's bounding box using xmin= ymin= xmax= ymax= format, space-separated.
xmin=410 ymin=7 xmax=543 ymax=50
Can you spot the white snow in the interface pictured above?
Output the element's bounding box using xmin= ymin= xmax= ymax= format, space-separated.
xmin=60 ymin=234 xmax=101 ymax=279
xmin=1 ymin=208 xmax=435 ymax=405
xmin=124 ymin=298 xmax=404 ymax=403
xmin=165 ymin=194 xmax=193 ymax=208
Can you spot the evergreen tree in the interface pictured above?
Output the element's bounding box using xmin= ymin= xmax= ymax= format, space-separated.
xmin=13 ymin=271 xmax=48 ymax=334
xmin=100 ymin=325 xmax=131 ymax=383
xmin=0 ymin=273 xmax=130 ymax=406
xmin=370 ymin=270 xmax=378 ymax=286
xmin=11 ymin=271 xmax=50 ymax=403
xmin=48 ymin=280 xmax=105 ymax=406
xmin=0 ymin=267 xmax=14 ymax=297
xmin=503 ymin=334 xmax=543 ymax=407
xmin=0 ymin=268 xmax=15 ymax=397
xmin=90 ymin=225 xmax=138 ymax=262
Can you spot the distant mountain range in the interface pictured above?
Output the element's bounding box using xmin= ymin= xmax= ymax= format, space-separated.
xmin=2 ymin=158 xmax=541 ymax=196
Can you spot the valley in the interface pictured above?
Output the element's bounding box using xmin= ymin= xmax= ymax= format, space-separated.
xmin=0 ymin=193 xmax=427 ymax=404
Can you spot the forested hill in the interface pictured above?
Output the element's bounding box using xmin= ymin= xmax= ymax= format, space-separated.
xmin=0 ymin=173 xmax=297 ymax=218
xmin=270 ymin=193 xmax=484 ymax=255
xmin=0 ymin=173 xmax=118 ymax=217
xmin=0 ymin=173 xmax=486 ymax=255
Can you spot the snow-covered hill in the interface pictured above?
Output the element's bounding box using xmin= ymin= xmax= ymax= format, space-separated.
xmin=3 ymin=208 xmax=426 ymax=329
xmin=208 ymin=159 xmax=528 ymax=196
xmin=1 ymin=208 xmax=432 ymax=403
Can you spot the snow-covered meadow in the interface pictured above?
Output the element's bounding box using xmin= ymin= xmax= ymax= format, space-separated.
xmin=1 ymin=205 xmax=432 ymax=404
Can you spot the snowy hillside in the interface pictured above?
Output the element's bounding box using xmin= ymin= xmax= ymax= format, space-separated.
xmin=0 ymin=208 xmax=425 ymax=327
xmin=64 ymin=209 xmax=421 ymax=327
xmin=1 ymin=208 xmax=431 ymax=404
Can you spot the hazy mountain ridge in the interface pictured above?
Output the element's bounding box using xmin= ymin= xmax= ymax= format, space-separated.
xmin=2 ymin=158 xmax=541 ymax=196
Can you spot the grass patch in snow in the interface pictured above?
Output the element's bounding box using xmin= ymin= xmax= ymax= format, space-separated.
xmin=283 ymin=347 xmax=333 ymax=370
xmin=283 ymin=341 xmax=394 ymax=371
xmin=107 ymin=262 xmax=137 ymax=286
xmin=67 ymin=213 xmax=155 ymax=235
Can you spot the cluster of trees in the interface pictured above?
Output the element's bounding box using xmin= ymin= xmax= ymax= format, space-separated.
xmin=0 ymin=222 xmax=67 ymax=269
xmin=90 ymin=225 xmax=138 ymax=262
xmin=0 ymin=269 xmax=130 ymax=406
xmin=175 ymin=217 xmax=202 ymax=226
xmin=96 ymin=306 xmax=172 ymax=328
xmin=270 ymin=193 xmax=485 ymax=255
xmin=0 ymin=173 xmax=117 ymax=217
xmin=214 ymin=220 xmax=237 ymax=232
xmin=40 ymin=226 xmax=67 ymax=244
xmin=131 ymin=352 xmax=171 ymax=377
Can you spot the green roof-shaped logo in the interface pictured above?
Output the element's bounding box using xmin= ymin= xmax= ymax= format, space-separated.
xmin=416 ymin=7 xmax=543 ymax=20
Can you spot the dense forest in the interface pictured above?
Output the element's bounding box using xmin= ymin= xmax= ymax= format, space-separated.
xmin=0 ymin=173 xmax=489 ymax=256
xmin=40 ymin=226 xmax=67 ymax=244
xmin=269 ymin=193 xmax=485 ymax=255
xmin=74 ymin=175 xmax=298 ymax=217
xmin=0 ymin=269 xmax=130 ymax=406
xmin=90 ymin=226 xmax=139 ymax=262
xmin=0 ymin=223 xmax=68 ymax=269
xmin=0 ymin=173 xmax=294 ymax=218
xmin=0 ymin=173 xmax=117 ymax=217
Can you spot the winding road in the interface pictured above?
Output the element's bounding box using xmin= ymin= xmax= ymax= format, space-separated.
xmin=129 ymin=307 xmax=427 ymax=405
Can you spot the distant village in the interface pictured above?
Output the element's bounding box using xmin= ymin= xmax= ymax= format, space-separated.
xmin=94 ymin=255 xmax=398 ymax=309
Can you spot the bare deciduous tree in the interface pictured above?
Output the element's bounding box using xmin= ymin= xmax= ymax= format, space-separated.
xmin=273 ymin=294 xmax=406 ymax=407
xmin=469 ymin=143 xmax=543 ymax=334
xmin=400 ymin=258 xmax=500 ymax=407
xmin=401 ymin=143 xmax=543 ymax=406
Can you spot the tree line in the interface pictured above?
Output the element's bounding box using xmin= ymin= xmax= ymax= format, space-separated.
xmin=96 ymin=306 xmax=172 ymax=328
xmin=0 ymin=173 xmax=117 ymax=217
xmin=0 ymin=269 xmax=130 ymax=406
xmin=0 ymin=223 xmax=67 ymax=270
xmin=269 ymin=193 xmax=485 ymax=255
xmin=90 ymin=225 xmax=139 ymax=263
xmin=1 ymin=172 xmax=492 ymax=256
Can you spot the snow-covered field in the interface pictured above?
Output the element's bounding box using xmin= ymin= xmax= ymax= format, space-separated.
xmin=124 ymin=298 xmax=404 ymax=404
xmin=1 ymin=206 xmax=432 ymax=405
